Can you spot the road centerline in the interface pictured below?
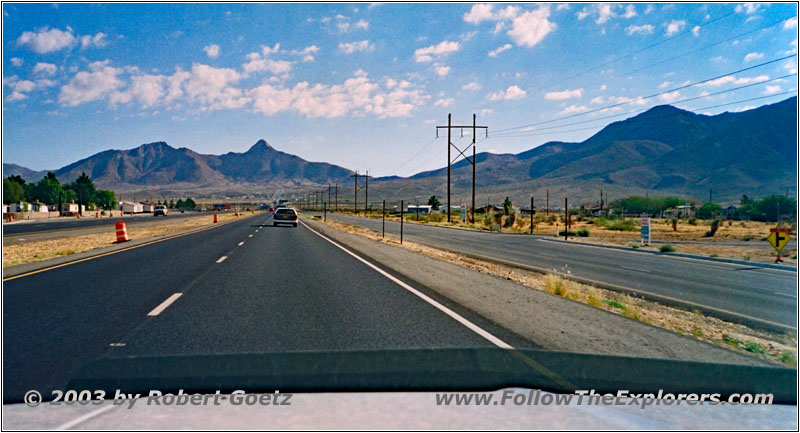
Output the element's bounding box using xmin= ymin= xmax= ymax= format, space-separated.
xmin=216 ymin=256 xmax=228 ymax=263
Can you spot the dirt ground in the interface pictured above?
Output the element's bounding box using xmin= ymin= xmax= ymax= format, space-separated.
xmin=3 ymin=212 xmax=248 ymax=268
xmin=314 ymin=216 xmax=797 ymax=367
xmin=335 ymin=211 xmax=797 ymax=265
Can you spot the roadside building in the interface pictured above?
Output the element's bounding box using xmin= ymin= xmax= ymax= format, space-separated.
xmin=11 ymin=202 xmax=30 ymax=212
xmin=121 ymin=202 xmax=144 ymax=214
xmin=407 ymin=205 xmax=432 ymax=215
xmin=60 ymin=202 xmax=83 ymax=214
xmin=30 ymin=202 xmax=49 ymax=213
xmin=142 ymin=203 xmax=156 ymax=213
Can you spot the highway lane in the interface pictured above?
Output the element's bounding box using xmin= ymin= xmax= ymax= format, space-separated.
xmin=3 ymin=212 xmax=514 ymax=402
xmin=2 ymin=211 xmax=211 ymax=236
xmin=321 ymin=213 xmax=798 ymax=328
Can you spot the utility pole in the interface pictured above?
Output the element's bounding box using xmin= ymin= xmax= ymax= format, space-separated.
xmin=400 ymin=200 xmax=404 ymax=244
xmin=382 ymin=200 xmax=386 ymax=238
xmin=335 ymin=183 xmax=338 ymax=212
xmin=436 ymin=113 xmax=488 ymax=223
xmin=352 ymin=170 xmax=359 ymax=214
xmin=530 ymin=196 xmax=534 ymax=234
xmin=328 ymin=183 xmax=331 ymax=213
xmin=546 ymin=189 xmax=550 ymax=215
xmin=564 ymin=197 xmax=568 ymax=241
xmin=600 ymin=189 xmax=604 ymax=211
xmin=364 ymin=170 xmax=370 ymax=214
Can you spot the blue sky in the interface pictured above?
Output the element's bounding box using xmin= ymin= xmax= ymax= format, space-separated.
xmin=2 ymin=3 xmax=797 ymax=177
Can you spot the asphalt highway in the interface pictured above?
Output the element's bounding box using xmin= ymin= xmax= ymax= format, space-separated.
xmin=321 ymin=213 xmax=798 ymax=328
xmin=3 ymin=212 xmax=518 ymax=402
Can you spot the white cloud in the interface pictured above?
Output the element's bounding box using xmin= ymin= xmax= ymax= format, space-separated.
xmin=590 ymin=96 xmax=603 ymax=104
xmin=658 ymin=91 xmax=681 ymax=103
xmin=702 ymin=74 xmax=769 ymax=86
xmin=33 ymin=62 xmax=58 ymax=76
xmin=507 ymin=6 xmax=555 ymax=47
xmin=183 ymin=63 xmax=248 ymax=110
xmin=644 ymin=5 xmax=654 ymax=14
xmin=576 ymin=7 xmax=591 ymax=20
xmin=785 ymin=17 xmax=798 ymax=29
xmin=609 ymin=95 xmax=648 ymax=106
xmin=665 ymin=20 xmax=686 ymax=37
xmin=291 ymin=45 xmax=320 ymax=62
xmin=463 ymin=4 xmax=495 ymax=24
xmin=3 ymin=75 xmax=39 ymax=102
xmin=544 ymin=88 xmax=583 ymax=100
xmin=692 ymin=25 xmax=701 ymax=37
xmin=80 ymin=32 xmax=108 ymax=49
xmin=10 ymin=57 xmax=23 ymax=67
xmin=249 ymin=72 xmax=429 ymax=119
xmin=433 ymin=64 xmax=451 ymax=77
xmin=339 ymin=40 xmax=374 ymax=54
xmin=735 ymin=3 xmax=763 ymax=15
xmin=556 ymin=4 xmax=570 ymax=12
xmin=622 ymin=5 xmax=637 ymax=19
xmin=600 ymin=84 xmax=607 ymax=91
xmin=435 ymin=98 xmax=454 ymax=107
xmin=763 ymin=85 xmax=781 ymax=95
xmin=488 ymin=43 xmax=512 ymax=57
xmin=595 ymin=4 xmax=616 ymax=24
xmin=658 ymin=81 xmax=671 ymax=88
xmin=462 ymin=81 xmax=481 ymax=91
xmin=489 ymin=85 xmax=527 ymax=101
xmin=58 ymin=60 xmax=124 ymax=106
xmin=355 ymin=20 xmax=369 ymax=30
xmin=242 ymin=50 xmax=293 ymax=76
xmin=743 ymin=52 xmax=764 ymax=62
xmin=112 ymin=74 xmax=167 ymax=107
xmin=17 ymin=27 xmax=76 ymax=53
xmin=203 ymin=44 xmax=220 ymax=59
xmin=414 ymin=40 xmax=460 ymax=62
xmin=625 ymin=24 xmax=654 ymax=36
xmin=710 ymin=56 xmax=723 ymax=62
xmin=558 ymin=105 xmax=589 ymax=115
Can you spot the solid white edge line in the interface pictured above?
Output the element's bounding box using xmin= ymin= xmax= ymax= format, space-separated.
xmin=216 ymin=256 xmax=228 ymax=263
xmin=54 ymin=404 xmax=116 ymax=430
xmin=147 ymin=293 xmax=183 ymax=316
xmin=300 ymin=221 xmax=513 ymax=349
xmin=238 ymin=242 xmax=245 ymax=246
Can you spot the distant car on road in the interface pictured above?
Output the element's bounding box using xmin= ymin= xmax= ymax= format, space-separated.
xmin=273 ymin=207 xmax=298 ymax=227
xmin=154 ymin=205 xmax=168 ymax=216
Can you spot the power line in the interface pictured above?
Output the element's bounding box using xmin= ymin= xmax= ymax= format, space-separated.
xmin=491 ymin=73 xmax=797 ymax=137
xmin=383 ymin=136 xmax=438 ymax=176
xmin=490 ymin=90 xmax=797 ymax=139
xmin=476 ymin=10 xmax=737 ymax=112
xmin=492 ymin=54 xmax=797 ymax=134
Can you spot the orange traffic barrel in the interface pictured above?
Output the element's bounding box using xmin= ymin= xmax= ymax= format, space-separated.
xmin=213 ymin=213 xmax=219 ymax=223
xmin=96 ymin=211 xmax=99 ymax=218
xmin=115 ymin=221 xmax=130 ymax=242
xmin=8 ymin=215 xmax=13 ymax=223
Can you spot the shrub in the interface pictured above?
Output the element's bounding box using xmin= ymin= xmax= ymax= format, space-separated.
xmin=503 ymin=213 xmax=516 ymax=228
xmin=558 ymin=230 xmax=577 ymax=236
xmin=427 ymin=213 xmax=445 ymax=223
xmin=705 ymin=219 xmax=721 ymax=237
xmin=604 ymin=219 xmax=636 ymax=231
xmin=577 ymin=228 xmax=590 ymax=237
xmin=493 ymin=211 xmax=504 ymax=225
xmin=688 ymin=218 xmax=697 ymax=225
xmin=659 ymin=244 xmax=676 ymax=253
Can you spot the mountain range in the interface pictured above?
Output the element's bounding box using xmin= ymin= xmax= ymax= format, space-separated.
xmin=4 ymin=97 xmax=797 ymax=204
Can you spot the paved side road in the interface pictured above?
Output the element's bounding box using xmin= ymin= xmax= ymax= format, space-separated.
xmin=319 ymin=213 xmax=798 ymax=328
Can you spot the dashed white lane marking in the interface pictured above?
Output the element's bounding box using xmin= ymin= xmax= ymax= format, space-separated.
xmin=147 ymin=293 xmax=183 ymax=316
xmin=620 ymin=266 xmax=651 ymax=273
xmin=300 ymin=221 xmax=512 ymax=349
xmin=216 ymin=256 xmax=228 ymax=263
xmin=249 ymin=234 xmax=253 ymax=238
xmin=238 ymin=242 xmax=245 ymax=246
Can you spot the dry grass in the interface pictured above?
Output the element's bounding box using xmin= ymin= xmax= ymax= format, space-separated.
xmin=316 ymin=217 xmax=797 ymax=367
xmin=3 ymin=212 xmax=248 ymax=268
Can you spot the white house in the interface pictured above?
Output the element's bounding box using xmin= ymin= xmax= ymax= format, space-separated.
xmin=407 ymin=205 xmax=432 ymax=215
xmin=11 ymin=202 xmax=30 ymax=212
xmin=60 ymin=202 xmax=83 ymax=213
xmin=30 ymin=202 xmax=49 ymax=213
xmin=142 ymin=203 xmax=155 ymax=213
xmin=121 ymin=202 xmax=144 ymax=213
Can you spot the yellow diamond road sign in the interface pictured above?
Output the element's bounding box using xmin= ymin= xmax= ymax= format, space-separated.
xmin=767 ymin=231 xmax=790 ymax=252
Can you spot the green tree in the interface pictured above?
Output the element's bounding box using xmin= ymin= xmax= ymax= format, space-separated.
xmin=176 ymin=199 xmax=185 ymax=209
xmin=427 ymin=195 xmax=441 ymax=209
xmin=168 ymin=199 xmax=175 ymax=209
xmin=755 ymin=194 xmax=796 ymax=222
xmin=3 ymin=178 xmax=25 ymax=203
xmin=184 ymin=198 xmax=196 ymax=209
xmin=70 ymin=172 xmax=96 ymax=215
xmin=61 ymin=187 xmax=77 ymax=203
xmin=31 ymin=172 xmax=63 ymax=205
xmin=93 ymin=190 xmax=116 ymax=210
xmin=7 ymin=175 xmax=26 ymax=186
xmin=696 ymin=202 xmax=722 ymax=219
xmin=503 ymin=197 xmax=513 ymax=216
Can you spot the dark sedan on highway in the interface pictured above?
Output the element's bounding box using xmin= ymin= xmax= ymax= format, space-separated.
xmin=273 ymin=207 xmax=298 ymax=227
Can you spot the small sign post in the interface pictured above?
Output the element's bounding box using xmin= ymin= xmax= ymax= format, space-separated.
xmin=460 ymin=204 xmax=467 ymax=223
xmin=640 ymin=217 xmax=651 ymax=246
xmin=767 ymin=227 xmax=792 ymax=263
